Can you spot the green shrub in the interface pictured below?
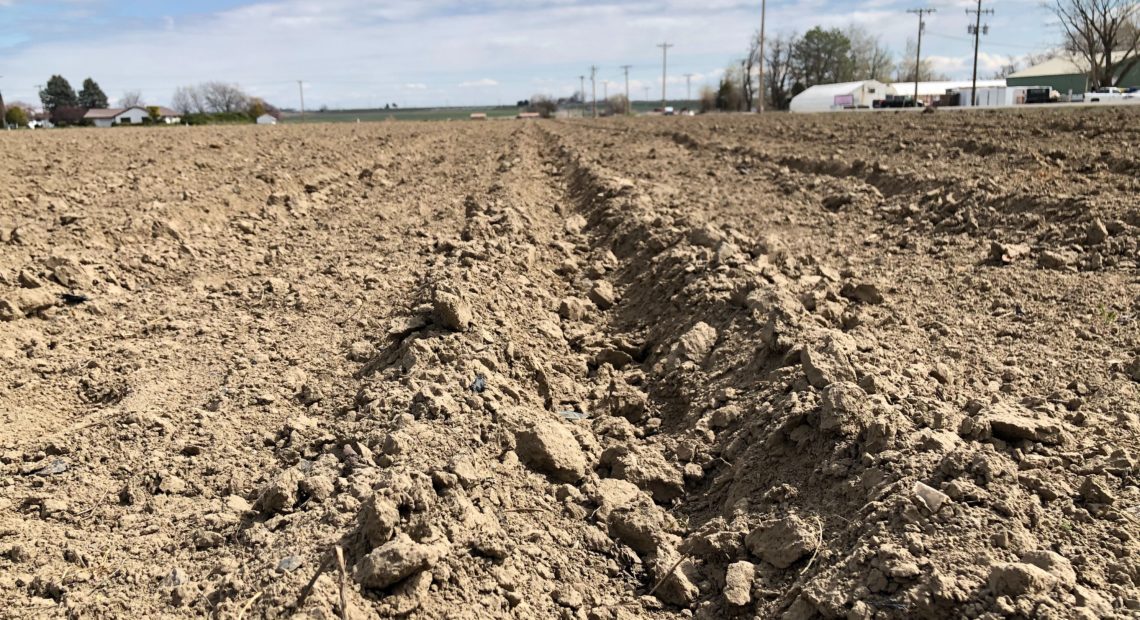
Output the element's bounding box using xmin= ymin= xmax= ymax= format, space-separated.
xmin=5 ymin=107 xmax=28 ymax=127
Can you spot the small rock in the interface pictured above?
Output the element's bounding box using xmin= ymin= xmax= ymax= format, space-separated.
xmin=745 ymin=513 xmax=818 ymax=569
xmin=1079 ymin=477 xmax=1115 ymax=505
xmin=595 ymin=348 xmax=633 ymax=369
xmin=276 ymin=555 xmax=303 ymax=573
xmin=649 ymin=548 xmax=700 ymax=607
xmin=256 ymin=469 xmax=303 ymax=515
xmin=515 ymin=421 xmax=587 ymax=483
xmin=223 ymin=495 xmax=252 ymax=513
xmin=1125 ymin=357 xmax=1140 ymax=383
xmin=17 ymin=270 xmax=43 ymax=288
xmin=163 ymin=567 xmax=189 ymax=587
xmin=669 ymin=322 xmax=717 ymax=366
xmin=360 ymin=494 xmax=401 ymax=548
xmin=607 ymin=500 xmax=673 ymax=555
xmin=559 ymin=297 xmax=590 ymax=321
xmin=1037 ymin=251 xmax=1069 ymax=270
xmin=1086 ymin=218 xmax=1108 ymax=245
xmin=989 ymin=241 xmax=1030 ymax=264
xmin=194 ymin=531 xmax=224 ymax=550
xmin=158 ymin=474 xmax=188 ymax=495
xmin=432 ymin=291 xmax=472 ymax=331
xmin=1021 ymin=550 xmax=1076 ymax=586
xmin=913 ymin=481 xmax=951 ymax=513
xmin=982 ymin=404 xmax=1065 ymax=445
xmin=0 ymin=299 xmax=23 ymax=322
xmin=588 ymin=281 xmax=617 ymax=310
xmin=802 ymin=335 xmax=857 ymax=389
xmin=988 ymin=562 xmax=1056 ymax=597
xmin=347 ymin=341 xmax=375 ymax=362
xmin=552 ymin=587 xmax=584 ymax=609
xmin=723 ymin=561 xmax=755 ymax=606
xmin=564 ymin=214 xmax=588 ymax=235
xmin=819 ymin=382 xmax=870 ymax=437
xmin=840 ymin=282 xmax=884 ymax=305
xmin=355 ymin=533 xmax=444 ymax=590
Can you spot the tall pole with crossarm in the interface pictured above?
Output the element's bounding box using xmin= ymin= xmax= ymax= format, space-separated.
xmin=758 ymin=0 xmax=766 ymax=113
xmin=658 ymin=42 xmax=674 ymax=109
xmin=906 ymin=9 xmax=936 ymax=106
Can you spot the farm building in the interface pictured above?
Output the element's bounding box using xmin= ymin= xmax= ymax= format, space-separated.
xmin=84 ymin=107 xmax=150 ymax=128
xmin=1007 ymin=53 xmax=1140 ymax=96
xmin=891 ymin=80 xmax=1006 ymax=106
xmin=256 ymin=114 xmax=278 ymax=125
xmin=789 ymin=80 xmax=892 ymax=113
xmin=154 ymin=107 xmax=182 ymax=124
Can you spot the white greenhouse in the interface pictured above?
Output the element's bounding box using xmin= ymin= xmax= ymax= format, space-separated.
xmin=789 ymin=80 xmax=893 ymax=113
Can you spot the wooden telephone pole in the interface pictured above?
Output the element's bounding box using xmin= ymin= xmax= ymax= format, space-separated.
xmin=906 ymin=8 xmax=936 ymax=105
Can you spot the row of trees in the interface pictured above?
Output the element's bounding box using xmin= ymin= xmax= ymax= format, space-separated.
xmin=706 ymin=25 xmax=945 ymax=112
xmin=171 ymin=82 xmax=280 ymax=124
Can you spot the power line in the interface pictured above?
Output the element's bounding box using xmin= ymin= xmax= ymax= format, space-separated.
xmin=967 ymin=0 xmax=995 ymax=106
xmin=657 ymin=42 xmax=673 ymax=108
xmin=906 ymin=8 xmax=936 ymax=104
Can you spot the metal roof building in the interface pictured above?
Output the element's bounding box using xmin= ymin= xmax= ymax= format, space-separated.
xmin=1007 ymin=53 xmax=1140 ymax=95
xmin=789 ymin=80 xmax=893 ymax=113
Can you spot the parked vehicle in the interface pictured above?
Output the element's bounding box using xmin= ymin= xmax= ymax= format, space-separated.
xmin=1088 ymin=87 xmax=1125 ymax=102
xmin=1025 ymin=87 xmax=1059 ymax=104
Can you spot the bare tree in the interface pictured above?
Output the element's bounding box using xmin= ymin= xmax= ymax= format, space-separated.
xmin=895 ymin=38 xmax=949 ymax=82
xmin=991 ymin=55 xmax=1022 ymax=78
xmin=202 ymin=82 xmax=249 ymax=113
xmin=1052 ymin=0 xmax=1140 ymax=88
xmin=172 ymin=86 xmax=204 ymax=115
xmin=120 ymin=90 xmax=144 ymax=107
xmin=765 ymin=32 xmax=800 ymax=110
xmin=847 ymin=25 xmax=895 ymax=81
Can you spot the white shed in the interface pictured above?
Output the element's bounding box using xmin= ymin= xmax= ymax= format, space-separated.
xmin=256 ymin=114 xmax=278 ymax=125
xmin=789 ymin=81 xmax=893 ymax=113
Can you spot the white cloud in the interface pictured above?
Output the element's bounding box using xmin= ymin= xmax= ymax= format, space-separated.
xmin=402 ymin=83 xmax=428 ymax=90
xmin=459 ymin=78 xmax=500 ymax=88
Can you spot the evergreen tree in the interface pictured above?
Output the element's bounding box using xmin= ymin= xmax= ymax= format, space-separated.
xmin=39 ymin=75 xmax=79 ymax=112
xmin=78 ymin=78 xmax=109 ymax=109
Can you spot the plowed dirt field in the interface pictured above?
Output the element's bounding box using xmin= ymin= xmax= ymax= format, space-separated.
xmin=2 ymin=109 xmax=1139 ymax=619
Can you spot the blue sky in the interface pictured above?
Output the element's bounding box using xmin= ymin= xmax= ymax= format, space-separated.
xmin=0 ymin=0 xmax=1062 ymax=109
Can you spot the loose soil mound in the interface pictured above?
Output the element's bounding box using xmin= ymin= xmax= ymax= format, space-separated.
xmin=1 ymin=109 xmax=1138 ymax=619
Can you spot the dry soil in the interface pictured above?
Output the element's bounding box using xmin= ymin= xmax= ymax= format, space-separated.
xmin=1 ymin=108 xmax=1139 ymax=619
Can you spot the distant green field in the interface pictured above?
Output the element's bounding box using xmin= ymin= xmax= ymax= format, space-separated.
xmin=280 ymin=100 xmax=700 ymax=123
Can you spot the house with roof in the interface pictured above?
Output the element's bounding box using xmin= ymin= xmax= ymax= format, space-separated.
xmin=84 ymin=107 xmax=150 ymax=127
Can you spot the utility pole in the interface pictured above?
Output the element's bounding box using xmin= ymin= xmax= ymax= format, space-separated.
xmin=906 ymin=8 xmax=936 ymax=106
xmin=603 ymin=80 xmax=609 ymax=100
xmin=579 ymin=75 xmax=586 ymax=108
xmin=0 ymin=77 xmax=6 ymax=129
xmin=590 ymin=65 xmax=598 ymax=118
xmin=621 ymin=65 xmax=632 ymax=115
xmin=297 ymin=80 xmax=306 ymax=120
xmin=758 ymin=0 xmax=766 ymax=113
xmin=683 ymin=73 xmax=694 ymax=101
xmin=657 ymin=42 xmax=673 ymax=109
xmin=643 ymin=85 xmax=650 ymax=102
xmin=967 ymin=0 xmax=994 ymax=107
